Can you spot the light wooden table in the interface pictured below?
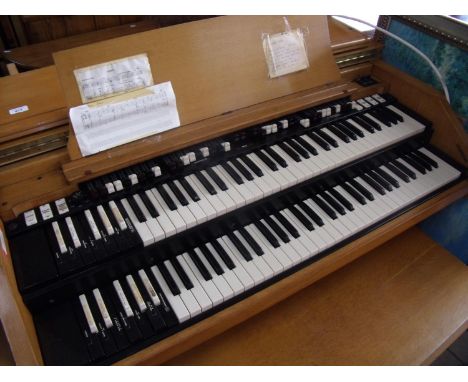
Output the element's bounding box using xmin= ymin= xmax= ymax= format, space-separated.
xmin=166 ymin=227 xmax=468 ymax=365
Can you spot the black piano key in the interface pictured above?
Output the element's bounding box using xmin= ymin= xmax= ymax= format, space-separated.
xmin=359 ymin=114 xmax=382 ymax=131
xmin=329 ymin=188 xmax=354 ymax=211
xmin=171 ymin=257 xmax=194 ymax=290
xmin=221 ymin=162 xmax=244 ymax=184
xmin=278 ymin=142 xmax=302 ymax=162
xmin=297 ymin=200 xmax=324 ymax=226
xmin=240 ymin=155 xmax=264 ymax=177
xmin=58 ymin=219 xmax=84 ymax=270
xmin=407 ymin=151 xmax=432 ymax=171
xmin=188 ymin=249 xmax=213 ymax=281
xmin=120 ymin=280 xmax=154 ymax=339
xmin=369 ymin=109 xmax=393 ymax=127
xmin=351 ymin=116 xmax=375 ymax=133
xmin=94 ymin=288 xmax=130 ymax=351
xmin=205 ymin=168 xmax=228 ymax=191
xmin=316 ymin=129 xmax=338 ymax=148
xmin=320 ymin=192 xmax=346 ymax=216
xmin=139 ymin=191 xmax=160 ymax=217
xmin=392 ymin=159 xmax=417 ymax=180
xmin=360 ymin=173 xmax=386 ymax=195
xmin=287 ymin=139 xmax=310 ymax=159
xmin=255 ymin=150 xmax=278 ymax=171
xmin=199 ymin=244 xmax=224 ymax=275
xmin=231 ymin=158 xmax=254 ymax=180
xmin=70 ymin=216 xmax=97 ymax=265
xmin=384 ymin=106 xmax=404 ymax=122
xmin=368 ymin=169 xmax=393 ymax=192
xmin=168 ymin=181 xmax=190 ymax=206
xmin=264 ymin=146 xmax=288 ymax=167
xmin=132 ymin=274 xmax=167 ymax=332
xmin=275 ymin=211 xmax=300 ymax=238
xmin=349 ymin=178 xmax=375 ymax=201
xmin=415 ymin=150 xmax=438 ymax=168
xmin=307 ymin=131 xmax=330 ymax=151
xmin=157 ymin=184 xmax=179 ymax=209
xmin=180 ymin=177 xmax=201 ymax=202
xmin=295 ymin=136 xmax=318 ymax=155
xmin=312 ymin=195 xmax=337 ymax=219
xmin=104 ymin=285 xmax=142 ymax=343
xmin=127 ymin=196 xmax=147 ymax=222
xmin=336 ymin=121 xmax=357 ymax=140
xmin=210 ymin=239 xmax=236 ymax=270
xmin=289 ymin=204 xmax=315 ymax=230
xmin=264 ymin=216 xmax=290 ymax=243
xmin=328 ymin=124 xmax=350 ymax=143
xmin=374 ymin=167 xmax=400 ymax=188
xmin=253 ymin=220 xmax=281 ymax=248
xmin=91 ymin=208 xmax=120 ymax=256
xmin=340 ymin=120 xmax=364 ymax=138
xmin=158 ymin=263 xmax=181 ymax=296
xmin=341 ymin=181 xmax=367 ymax=205
xmin=238 ymin=226 xmax=264 ymax=256
xmin=384 ymin=162 xmax=410 ymax=183
xmin=228 ymin=232 xmax=253 ymax=261
xmin=76 ymin=213 xmax=107 ymax=261
xmin=402 ymin=155 xmax=426 ymax=174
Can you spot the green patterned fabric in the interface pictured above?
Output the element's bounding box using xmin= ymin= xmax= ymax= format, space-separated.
xmin=381 ymin=19 xmax=468 ymax=132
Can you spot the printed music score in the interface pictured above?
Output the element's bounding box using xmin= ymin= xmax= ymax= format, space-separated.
xmin=70 ymin=82 xmax=180 ymax=157
xmin=74 ymin=54 xmax=154 ymax=103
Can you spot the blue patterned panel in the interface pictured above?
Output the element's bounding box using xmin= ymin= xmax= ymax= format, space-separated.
xmin=381 ymin=19 xmax=468 ymax=133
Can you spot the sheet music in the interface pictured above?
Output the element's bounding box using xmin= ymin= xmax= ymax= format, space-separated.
xmin=70 ymin=82 xmax=180 ymax=157
xmin=74 ymin=54 xmax=154 ymax=103
xmin=263 ymin=29 xmax=309 ymax=78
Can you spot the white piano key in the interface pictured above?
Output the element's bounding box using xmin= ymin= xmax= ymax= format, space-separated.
xmin=200 ymin=169 xmax=237 ymax=213
xmin=84 ymin=209 xmax=102 ymax=241
xmin=151 ymin=265 xmax=190 ymax=323
xmin=92 ymin=288 xmax=113 ymax=329
xmin=207 ymin=241 xmax=254 ymax=290
xmin=164 ymin=260 xmax=202 ymax=317
xmin=183 ymin=176 xmax=218 ymax=220
xmin=194 ymin=247 xmax=235 ymax=300
xmin=112 ymin=280 xmax=134 ymax=318
xmin=138 ymin=269 xmax=161 ymax=306
xmin=181 ymin=252 xmax=223 ymax=306
xmin=97 ymin=205 xmax=115 ymax=236
xmin=65 ymin=217 xmax=81 ymax=248
xmin=188 ymin=174 xmax=226 ymax=217
xmin=150 ymin=188 xmax=187 ymax=233
xmin=126 ymin=274 xmax=147 ymax=313
xmin=173 ymin=179 xmax=208 ymax=224
xmin=133 ymin=195 xmax=165 ymax=242
xmin=109 ymin=201 xmax=128 ymax=231
xmin=79 ymin=294 xmax=98 ymax=334
xmin=143 ymin=189 xmax=177 ymax=237
xmin=52 ymin=221 xmax=67 ymax=254
xmin=176 ymin=255 xmax=213 ymax=311
xmin=162 ymin=184 xmax=198 ymax=228
xmin=120 ymin=199 xmax=154 ymax=246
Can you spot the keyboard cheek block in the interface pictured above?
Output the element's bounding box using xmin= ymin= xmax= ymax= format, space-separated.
xmin=5 ymin=94 xmax=465 ymax=365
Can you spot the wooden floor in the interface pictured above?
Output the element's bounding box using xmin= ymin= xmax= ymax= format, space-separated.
xmin=0 ymin=227 xmax=466 ymax=366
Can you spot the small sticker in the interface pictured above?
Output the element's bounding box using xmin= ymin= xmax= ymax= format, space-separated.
xmin=9 ymin=105 xmax=29 ymax=115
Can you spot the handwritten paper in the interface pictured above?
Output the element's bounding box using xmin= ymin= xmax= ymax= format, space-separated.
xmin=70 ymin=82 xmax=180 ymax=156
xmin=74 ymin=54 xmax=154 ymax=103
xmin=263 ymin=29 xmax=309 ymax=78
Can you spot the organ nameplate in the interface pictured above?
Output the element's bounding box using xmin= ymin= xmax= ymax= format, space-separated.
xmin=263 ymin=29 xmax=309 ymax=78
xmin=8 ymin=105 xmax=29 ymax=115
xmin=74 ymin=53 xmax=154 ymax=103
xmin=69 ymin=82 xmax=180 ymax=157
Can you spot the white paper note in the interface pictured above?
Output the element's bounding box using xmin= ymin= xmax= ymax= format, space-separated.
xmin=263 ymin=29 xmax=309 ymax=78
xmin=70 ymin=82 xmax=180 ymax=157
xmin=74 ymin=53 xmax=154 ymax=103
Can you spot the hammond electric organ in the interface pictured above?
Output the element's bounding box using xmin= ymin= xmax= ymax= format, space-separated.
xmin=0 ymin=16 xmax=467 ymax=365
